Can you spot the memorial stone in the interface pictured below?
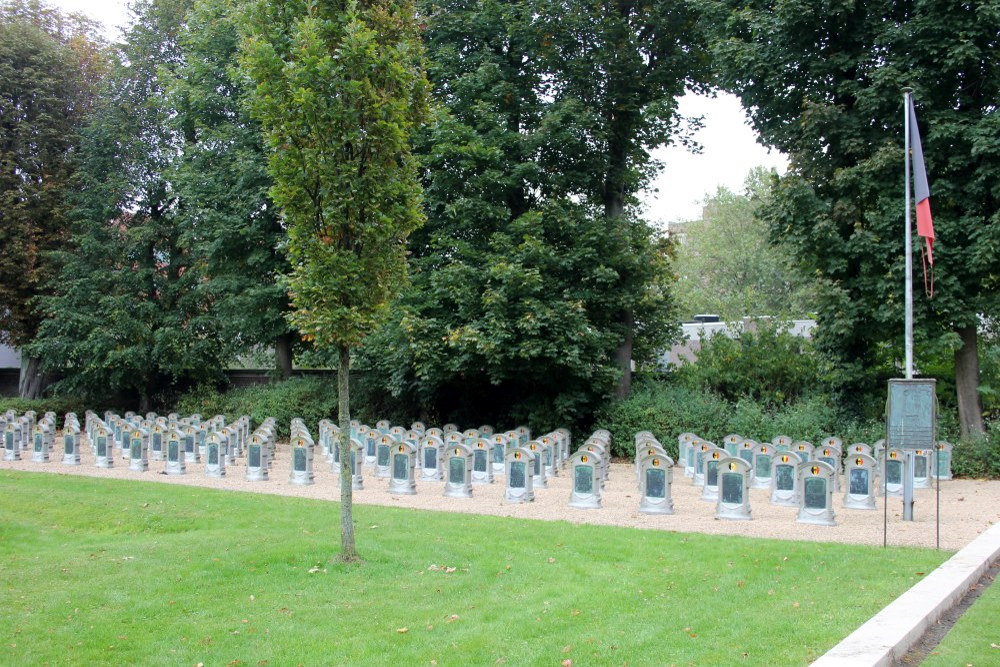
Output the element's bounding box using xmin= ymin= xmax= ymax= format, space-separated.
xmin=933 ymin=441 xmax=953 ymax=481
xmin=701 ymin=449 xmax=724 ymax=502
xmin=62 ymin=426 xmax=81 ymax=465
xmin=912 ymin=449 xmax=933 ymax=489
xmin=722 ymin=433 xmax=743 ymax=456
xmin=568 ymin=449 xmax=602 ymax=509
xmin=527 ymin=441 xmax=549 ymax=489
xmin=797 ymin=461 xmax=836 ymax=526
xmin=504 ymin=447 xmax=535 ymax=503
xmin=469 ymin=438 xmax=494 ymax=484
xmin=843 ymin=454 xmax=878 ymax=510
xmin=884 ymin=449 xmax=905 ymax=497
xmin=772 ymin=435 xmax=793 ymax=451
xmin=375 ymin=435 xmax=395 ymax=478
xmin=128 ymin=428 xmax=149 ymax=471
xmin=419 ymin=435 xmax=445 ymax=481
xmin=289 ymin=436 xmax=315 ymax=486
xmin=387 ymin=442 xmax=417 ymax=495
xmin=443 ymin=444 xmax=474 ymax=498
xmin=770 ymin=452 xmax=802 ymax=506
xmin=205 ymin=437 xmax=225 ymax=478
xmin=164 ymin=431 xmax=186 ymax=475
xmin=94 ymin=427 xmax=113 ymax=468
xmin=716 ymin=457 xmax=753 ymax=520
xmin=638 ymin=453 xmax=674 ymax=515
xmin=751 ymin=443 xmax=774 ymax=489
xmin=490 ymin=434 xmax=509 ymax=475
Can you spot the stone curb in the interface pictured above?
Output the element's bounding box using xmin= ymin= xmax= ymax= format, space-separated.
xmin=813 ymin=520 xmax=1000 ymax=666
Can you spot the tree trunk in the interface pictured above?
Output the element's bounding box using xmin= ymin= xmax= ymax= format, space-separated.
xmin=954 ymin=324 xmax=985 ymax=439
xmin=18 ymin=356 xmax=45 ymax=399
xmin=275 ymin=332 xmax=293 ymax=380
xmin=337 ymin=344 xmax=359 ymax=562
xmin=614 ymin=311 xmax=634 ymax=398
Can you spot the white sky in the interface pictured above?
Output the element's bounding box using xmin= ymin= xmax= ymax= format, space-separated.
xmin=51 ymin=0 xmax=788 ymax=225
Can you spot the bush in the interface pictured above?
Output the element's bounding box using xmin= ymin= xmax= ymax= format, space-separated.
xmin=671 ymin=321 xmax=821 ymax=405
xmin=0 ymin=396 xmax=92 ymax=428
xmin=174 ymin=377 xmax=338 ymax=439
xmin=952 ymin=431 xmax=1000 ymax=479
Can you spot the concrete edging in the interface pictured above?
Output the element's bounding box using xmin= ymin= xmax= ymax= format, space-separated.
xmin=813 ymin=520 xmax=1000 ymax=666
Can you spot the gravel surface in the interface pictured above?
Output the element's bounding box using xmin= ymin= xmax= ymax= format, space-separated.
xmin=3 ymin=438 xmax=998 ymax=551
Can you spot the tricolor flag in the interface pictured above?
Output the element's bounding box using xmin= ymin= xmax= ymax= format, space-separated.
xmin=908 ymin=97 xmax=935 ymax=264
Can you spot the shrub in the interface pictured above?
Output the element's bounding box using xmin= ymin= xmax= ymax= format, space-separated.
xmin=174 ymin=377 xmax=338 ymax=439
xmin=671 ymin=321 xmax=821 ymax=405
xmin=952 ymin=431 xmax=1000 ymax=479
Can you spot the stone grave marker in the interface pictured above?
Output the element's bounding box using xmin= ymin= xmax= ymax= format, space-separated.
xmin=389 ymin=426 xmax=406 ymax=442
xmin=128 ymin=427 xmax=149 ymax=471
xmin=388 ymin=442 xmax=417 ymax=495
xmin=738 ymin=439 xmax=757 ymax=465
xmin=375 ymin=434 xmax=395 ymax=478
xmin=490 ymin=434 xmax=509 ymax=476
xmin=469 ymin=438 xmax=494 ymax=484
xmin=792 ymin=440 xmax=814 ymax=463
xmin=821 ymin=436 xmax=843 ymax=452
xmin=568 ymin=449 xmax=602 ymax=509
xmin=32 ymin=423 xmax=51 ymax=462
xmin=527 ymin=441 xmax=549 ymax=489
xmin=462 ymin=428 xmax=480 ymax=445
xmin=443 ymin=444 xmax=474 ymax=498
xmin=515 ymin=425 xmax=531 ymax=446
xmin=884 ymin=448 xmax=905 ymax=497
xmin=843 ymin=454 xmax=878 ymax=510
xmin=693 ymin=441 xmax=721 ymax=488
xmin=847 ymin=442 xmax=872 ymax=458
xmin=477 ymin=424 xmax=495 ymax=436
xmin=3 ymin=422 xmax=20 ymax=461
xmin=770 ymin=451 xmax=802 ymax=506
xmin=63 ymin=426 xmax=81 ymax=465
xmin=722 ymin=433 xmax=743 ymax=456
xmin=701 ymin=449 xmax=725 ymax=502
xmin=418 ymin=435 xmax=445 ymax=481
xmin=751 ymin=442 xmax=774 ymax=489
xmin=933 ymin=441 xmax=953 ymax=481
xmin=205 ymin=435 xmax=225 ymax=478
xmin=288 ymin=436 xmax=315 ymax=486
xmin=504 ymin=447 xmax=535 ymax=503
xmin=912 ymin=449 xmax=933 ymax=489
xmin=364 ymin=428 xmax=378 ymax=465
xmin=812 ymin=446 xmax=842 ymax=492
xmin=410 ymin=421 xmax=426 ymax=434
xmin=556 ymin=428 xmax=572 ymax=462
xmin=442 ymin=423 xmax=459 ymax=434
xmin=635 ymin=442 xmax=667 ymax=484
xmin=164 ymin=429 xmax=186 ymax=475
xmin=150 ymin=424 xmax=165 ymax=462
xmin=94 ymin=426 xmax=113 ymax=468
xmin=349 ymin=439 xmax=365 ymax=489
xmin=538 ymin=434 xmax=558 ymax=476
xmin=638 ymin=453 xmax=674 ymax=515
xmin=797 ymin=461 xmax=836 ymax=526
xmin=404 ymin=429 xmax=421 ymax=450
xmin=772 ymin=435 xmax=793 ymax=451
xmin=246 ymin=435 xmax=268 ymax=481
xmin=183 ymin=425 xmax=199 ymax=463
xmin=716 ymin=457 xmax=753 ymax=521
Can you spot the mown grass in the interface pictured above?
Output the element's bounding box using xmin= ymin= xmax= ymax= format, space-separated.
xmin=923 ymin=570 xmax=1000 ymax=666
xmin=0 ymin=470 xmax=948 ymax=665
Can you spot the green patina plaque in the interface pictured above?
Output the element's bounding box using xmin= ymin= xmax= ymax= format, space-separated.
xmin=208 ymin=443 xmax=219 ymax=465
xmin=249 ymin=445 xmax=261 ymax=468
xmin=886 ymin=379 xmax=937 ymax=450
xmin=937 ymin=451 xmax=950 ymax=476
xmin=721 ymin=472 xmax=743 ymax=504
xmin=168 ymin=440 xmax=179 ymax=461
xmin=448 ymin=456 xmax=465 ymax=485
xmin=492 ymin=444 xmax=505 ymax=464
xmin=151 ymin=433 xmax=161 ymax=451
xmin=64 ymin=436 xmax=74 ymax=454
xmin=645 ymin=467 xmax=665 ymax=499
xmin=706 ymin=460 xmax=718 ymax=487
xmin=886 ymin=459 xmax=902 ymax=485
xmin=804 ymin=477 xmax=827 ymax=509
xmin=850 ymin=468 xmax=869 ymax=495
xmin=377 ymin=444 xmax=390 ymax=467
xmin=775 ymin=464 xmax=794 ymax=491
xmin=756 ymin=455 xmax=772 ymax=477
xmin=423 ymin=446 xmax=437 ymax=469
xmin=473 ymin=449 xmax=487 ymax=473
xmin=914 ymin=454 xmax=928 ymax=479
xmin=574 ymin=465 xmax=593 ymax=494
xmin=393 ymin=453 xmax=408 ymax=480
xmin=294 ymin=447 xmax=307 ymax=472
xmin=34 ymin=434 xmax=42 ymax=451
xmin=96 ymin=437 xmax=106 ymax=456
xmin=509 ymin=461 xmax=526 ymax=488
xmin=131 ymin=441 xmax=141 ymax=459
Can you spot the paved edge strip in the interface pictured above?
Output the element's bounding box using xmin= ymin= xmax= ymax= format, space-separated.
xmin=812 ymin=520 xmax=1000 ymax=666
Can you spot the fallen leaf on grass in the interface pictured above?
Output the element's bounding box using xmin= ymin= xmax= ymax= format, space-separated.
xmin=547 ymin=558 xmax=556 ymax=564
xmin=446 ymin=614 xmax=459 ymax=623
xmin=561 ymin=645 xmax=571 ymax=653
xmin=562 ymin=660 xmax=572 ymax=667
xmin=396 ymin=628 xmax=408 ymax=634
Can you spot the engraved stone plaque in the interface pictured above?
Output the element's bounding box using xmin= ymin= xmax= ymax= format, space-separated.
xmin=721 ymin=472 xmax=743 ymax=504
xmin=509 ymin=461 xmax=525 ymax=488
xmin=775 ymin=464 xmax=794 ymax=491
xmin=645 ymin=468 xmax=665 ymax=498
xmin=849 ymin=468 xmax=869 ymax=495
xmin=804 ymin=477 xmax=826 ymax=509
xmin=574 ymin=465 xmax=593 ymax=495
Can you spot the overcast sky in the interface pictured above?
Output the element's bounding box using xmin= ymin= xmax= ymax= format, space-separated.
xmin=50 ymin=0 xmax=788 ymax=225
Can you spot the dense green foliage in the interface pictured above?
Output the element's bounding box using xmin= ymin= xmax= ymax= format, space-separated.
xmin=358 ymin=0 xmax=684 ymax=428
xmin=0 ymin=471 xmax=948 ymax=664
xmin=672 ymin=321 xmax=820 ymax=405
xmin=704 ymin=0 xmax=1000 ymax=436
xmin=176 ymin=377 xmax=338 ymax=439
xmin=673 ymin=168 xmax=817 ymax=321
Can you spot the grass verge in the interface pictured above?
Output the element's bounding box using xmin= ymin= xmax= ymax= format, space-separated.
xmin=922 ymin=569 xmax=1000 ymax=665
xmin=0 ymin=470 xmax=948 ymax=665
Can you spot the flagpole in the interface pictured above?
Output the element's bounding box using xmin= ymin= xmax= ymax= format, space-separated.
xmin=904 ymin=89 xmax=914 ymax=380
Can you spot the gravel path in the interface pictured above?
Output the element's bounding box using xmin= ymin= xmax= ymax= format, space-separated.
xmin=3 ymin=439 xmax=998 ymax=551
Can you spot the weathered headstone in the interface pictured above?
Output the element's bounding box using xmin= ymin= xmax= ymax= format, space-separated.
xmin=418 ymin=435 xmax=445 ymax=481
xmin=128 ymin=428 xmax=149 ymax=472
xmin=289 ymin=436 xmax=315 ymax=486
xmin=183 ymin=425 xmax=199 ymax=463
xmin=792 ymin=440 xmax=814 ymax=463
xmin=738 ymin=439 xmax=757 ymax=465
xmin=442 ymin=423 xmax=459 ymax=434
xmin=246 ymin=435 xmax=268 ymax=481
xmin=94 ymin=426 xmax=113 ymax=468
xmin=164 ymin=430 xmax=186 ymax=475
xmin=638 ymin=453 xmax=674 ymax=515
xmin=62 ymin=426 xmax=81 ymax=465
xmin=504 ymin=447 xmax=535 ymax=503
xmin=912 ymin=449 xmax=933 ymax=489
xmin=469 ymin=438 xmax=494 ymax=484
xmin=150 ymin=424 xmax=165 ymax=461
xmin=4 ymin=422 xmax=21 ymax=461
xmin=387 ymin=442 xmax=417 ymax=495
xmin=751 ymin=442 xmax=774 ymax=489
xmin=796 ymin=461 xmax=836 ymax=526
xmin=527 ymin=441 xmax=549 ymax=489
xmin=680 ymin=433 xmax=696 ymax=478
xmin=490 ymin=434 xmax=509 ymax=476
xmin=933 ymin=441 xmax=953 ymax=481
xmin=477 ymin=424 xmax=495 ymax=436
xmin=205 ymin=436 xmax=225 ymax=478
xmin=375 ymin=434 xmax=395 ymax=479
xmin=443 ymin=444 xmax=474 ymax=498
xmin=568 ymin=449 xmax=602 ymax=509
xmin=722 ymin=433 xmax=743 ymax=456
xmin=847 ymin=442 xmax=872 ymax=458
xmin=843 ymin=454 xmax=878 ymax=510
xmin=364 ymin=428 xmax=379 ymax=465
xmin=884 ymin=448 xmax=905 ymax=497
xmin=770 ymin=451 xmax=802 ymax=506
xmin=812 ymin=446 xmax=842 ymax=492
xmin=716 ymin=457 xmax=753 ymax=521
xmin=772 ymin=435 xmax=793 ymax=451
xmin=701 ymin=449 xmax=725 ymax=502
xmin=32 ymin=424 xmax=51 ymax=462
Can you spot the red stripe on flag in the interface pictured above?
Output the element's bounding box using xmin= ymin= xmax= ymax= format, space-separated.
xmin=916 ymin=197 xmax=934 ymax=265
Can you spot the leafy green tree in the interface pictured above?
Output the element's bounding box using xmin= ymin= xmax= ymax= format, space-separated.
xmin=673 ymin=168 xmax=817 ymax=321
xmin=29 ymin=0 xmax=229 ymax=409
xmin=0 ymin=0 xmax=106 ymax=397
xmin=240 ymin=0 xmax=429 ymax=561
xmin=169 ymin=0 xmax=295 ymax=377
xmin=705 ymin=0 xmax=1000 ymax=435
xmin=358 ymin=0 xmax=681 ymax=428
xmin=535 ymin=0 xmax=711 ymax=396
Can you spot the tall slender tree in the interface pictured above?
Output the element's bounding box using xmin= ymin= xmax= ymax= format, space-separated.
xmin=240 ymin=0 xmax=429 ymax=561
xmin=706 ymin=0 xmax=1000 ymax=434
xmin=0 ymin=0 xmax=106 ymax=397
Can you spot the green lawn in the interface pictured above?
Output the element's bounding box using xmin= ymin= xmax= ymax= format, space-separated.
xmin=0 ymin=470 xmax=947 ymax=665
xmin=923 ymin=570 xmax=1000 ymax=666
